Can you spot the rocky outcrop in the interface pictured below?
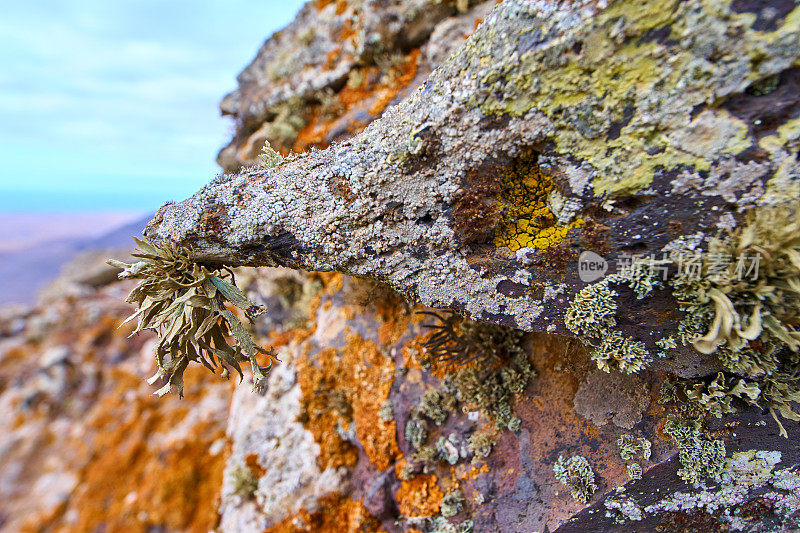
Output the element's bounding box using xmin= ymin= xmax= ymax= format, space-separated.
xmin=139 ymin=0 xmax=800 ymax=531
xmin=145 ymin=0 xmax=800 ymax=343
xmin=5 ymin=1 xmax=800 ymax=532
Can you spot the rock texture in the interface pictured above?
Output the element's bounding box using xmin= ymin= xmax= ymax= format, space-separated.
xmin=146 ymin=0 xmax=800 ymax=343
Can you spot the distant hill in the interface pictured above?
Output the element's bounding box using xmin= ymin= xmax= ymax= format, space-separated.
xmin=0 ymin=214 xmax=151 ymax=305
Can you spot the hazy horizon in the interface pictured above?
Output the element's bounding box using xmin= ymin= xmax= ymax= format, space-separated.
xmin=0 ymin=0 xmax=307 ymax=213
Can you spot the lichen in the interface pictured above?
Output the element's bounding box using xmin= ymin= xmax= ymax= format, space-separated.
xmin=669 ymin=200 xmax=800 ymax=435
xmin=591 ymin=330 xmax=652 ymax=374
xmin=446 ymin=351 xmax=535 ymax=431
xmin=257 ymin=140 xmax=284 ymax=168
xmin=493 ymin=152 xmax=584 ymax=251
xmin=564 ymin=281 xmax=618 ymax=339
xmin=672 ymin=200 xmax=800 ymax=365
xmin=610 ymin=258 xmax=668 ymax=299
xmin=406 ymin=418 xmax=429 ymax=451
xmin=435 ymin=434 xmax=467 ymax=466
xmin=230 ymin=463 xmax=259 ymax=499
xmin=297 ymin=333 xmax=400 ymax=471
xmin=262 ymin=493 xmax=383 ymax=533
xmin=617 ymin=434 xmax=651 ymax=461
xmin=627 ymin=463 xmax=643 ymax=480
xmin=108 ymin=238 xmax=277 ymax=396
xmin=264 ymin=96 xmax=307 ymax=150
xmin=663 ymin=415 xmax=726 ymax=484
xmin=553 ymin=454 xmax=597 ymax=504
xmin=427 ymin=516 xmax=474 ymax=533
xmin=397 ymin=474 xmax=444 ymax=518
xmin=440 ymin=489 xmax=464 ymax=518
xmin=466 ymin=0 xmax=800 ymax=197
xmin=379 ymin=399 xmax=394 ymax=422
xmin=466 ymin=432 xmax=494 ymax=463
xmin=419 ymin=389 xmax=456 ymax=426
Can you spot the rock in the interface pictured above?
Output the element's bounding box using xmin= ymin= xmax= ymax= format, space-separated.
xmin=6 ymin=0 xmax=800 ymax=532
xmin=144 ymin=0 xmax=800 ymax=342
xmin=573 ymin=369 xmax=649 ymax=430
xmin=134 ymin=0 xmax=800 ymax=530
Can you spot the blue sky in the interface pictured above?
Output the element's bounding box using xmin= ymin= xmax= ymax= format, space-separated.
xmin=0 ymin=0 xmax=306 ymax=212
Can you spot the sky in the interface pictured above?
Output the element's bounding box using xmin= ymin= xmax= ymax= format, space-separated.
xmin=0 ymin=0 xmax=307 ymax=213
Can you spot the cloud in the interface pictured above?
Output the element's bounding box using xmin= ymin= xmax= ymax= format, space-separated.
xmin=0 ymin=0 xmax=305 ymax=211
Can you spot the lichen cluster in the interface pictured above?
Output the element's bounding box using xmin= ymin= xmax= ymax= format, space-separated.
xmin=564 ymin=272 xmax=655 ymax=374
xmin=627 ymin=463 xmax=643 ymax=480
xmin=669 ymin=200 xmax=800 ymax=435
xmin=672 ymin=201 xmax=800 ymax=367
xmin=553 ymin=454 xmax=597 ymax=504
xmin=617 ymin=434 xmax=650 ymax=481
xmin=617 ymin=434 xmax=651 ymax=462
xmin=447 ymin=351 xmax=535 ymax=432
xmin=440 ymin=489 xmax=465 ymax=518
xmin=109 ymin=238 xmax=277 ymax=396
xmin=564 ymin=282 xmax=618 ymax=339
xmin=663 ymin=415 xmax=726 ymax=485
xmin=591 ymin=331 xmax=651 ymax=374
xmin=257 ymin=140 xmax=284 ymax=169
xmin=493 ymin=153 xmax=583 ymax=251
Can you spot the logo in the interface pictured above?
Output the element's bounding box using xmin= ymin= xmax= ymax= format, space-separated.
xmin=578 ymin=251 xmax=608 ymax=282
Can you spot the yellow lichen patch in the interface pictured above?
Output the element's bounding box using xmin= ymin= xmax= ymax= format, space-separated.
xmin=296 ymin=333 xmax=400 ymax=471
xmin=493 ymin=155 xmax=583 ymax=251
xmin=396 ymin=474 xmax=444 ymax=518
xmin=263 ymin=493 xmax=384 ymax=533
xmin=470 ymin=0 xmax=800 ymax=197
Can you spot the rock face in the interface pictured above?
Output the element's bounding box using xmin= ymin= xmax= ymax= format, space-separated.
xmin=4 ymin=0 xmax=800 ymax=532
xmin=146 ymin=0 xmax=800 ymax=337
xmin=151 ymin=0 xmax=799 ymax=531
xmin=142 ymin=0 xmax=800 ymax=530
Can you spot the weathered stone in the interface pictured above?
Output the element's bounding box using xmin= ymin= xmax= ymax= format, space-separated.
xmin=145 ymin=0 xmax=800 ymax=345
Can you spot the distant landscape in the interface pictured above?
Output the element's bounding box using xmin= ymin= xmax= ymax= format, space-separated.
xmin=0 ymin=212 xmax=149 ymax=304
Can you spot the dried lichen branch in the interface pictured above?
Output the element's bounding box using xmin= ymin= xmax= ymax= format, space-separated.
xmin=108 ymin=238 xmax=277 ymax=396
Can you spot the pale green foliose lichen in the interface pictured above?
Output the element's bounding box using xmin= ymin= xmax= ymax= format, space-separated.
xmin=554 ymin=454 xmax=597 ymax=504
xmin=627 ymin=463 xmax=643 ymax=480
xmin=564 ymin=281 xmax=618 ymax=338
xmin=663 ymin=415 xmax=726 ymax=484
xmin=617 ymin=434 xmax=652 ymax=461
xmin=592 ymin=330 xmax=652 ymax=374
xmin=440 ymin=489 xmax=465 ymax=518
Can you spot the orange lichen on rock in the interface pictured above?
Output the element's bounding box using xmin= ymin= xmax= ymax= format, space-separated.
xmin=396 ymin=474 xmax=444 ymax=518
xmin=263 ymin=493 xmax=384 ymax=533
xmin=296 ymin=347 xmax=360 ymax=470
xmin=376 ymin=299 xmax=410 ymax=347
xmin=314 ymin=0 xmax=335 ymax=11
xmin=25 ymin=365 xmax=230 ymax=533
xmin=401 ymin=333 xmax=428 ymax=371
xmin=368 ymin=50 xmax=421 ymax=116
xmin=343 ymin=333 xmax=401 ymax=470
xmin=297 ymin=332 xmax=401 ymax=471
xmin=293 ymin=50 xmax=420 ymax=153
xmin=245 ymin=452 xmax=266 ymax=478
